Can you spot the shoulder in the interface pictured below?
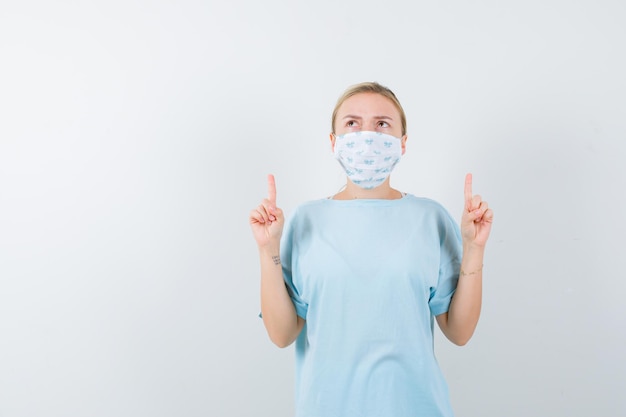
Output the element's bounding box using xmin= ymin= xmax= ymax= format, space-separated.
xmin=403 ymin=194 xmax=453 ymax=215
xmin=283 ymin=198 xmax=331 ymax=226
xmin=403 ymin=194 xmax=446 ymax=209
xmin=402 ymin=194 xmax=460 ymax=229
xmin=289 ymin=198 xmax=331 ymax=217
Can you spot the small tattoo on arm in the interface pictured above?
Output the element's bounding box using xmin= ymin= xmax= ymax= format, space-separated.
xmin=272 ymin=255 xmax=281 ymax=265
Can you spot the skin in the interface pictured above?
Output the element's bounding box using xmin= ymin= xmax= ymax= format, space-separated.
xmin=249 ymin=92 xmax=494 ymax=347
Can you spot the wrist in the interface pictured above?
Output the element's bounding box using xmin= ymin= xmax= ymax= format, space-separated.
xmin=462 ymin=242 xmax=486 ymax=256
xmin=461 ymin=244 xmax=485 ymax=274
xmin=460 ymin=264 xmax=483 ymax=276
xmin=259 ymin=244 xmax=281 ymax=258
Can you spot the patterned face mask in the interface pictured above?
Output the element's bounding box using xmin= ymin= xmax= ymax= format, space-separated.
xmin=333 ymin=131 xmax=402 ymax=190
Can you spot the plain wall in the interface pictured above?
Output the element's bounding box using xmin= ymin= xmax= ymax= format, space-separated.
xmin=1 ymin=1 xmax=625 ymax=416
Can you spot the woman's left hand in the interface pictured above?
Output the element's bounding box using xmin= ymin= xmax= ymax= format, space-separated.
xmin=461 ymin=173 xmax=494 ymax=248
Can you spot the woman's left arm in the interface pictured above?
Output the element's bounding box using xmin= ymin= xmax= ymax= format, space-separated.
xmin=436 ymin=173 xmax=494 ymax=346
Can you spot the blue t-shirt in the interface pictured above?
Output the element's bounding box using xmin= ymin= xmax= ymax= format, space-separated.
xmin=281 ymin=194 xmax=463 ymax=417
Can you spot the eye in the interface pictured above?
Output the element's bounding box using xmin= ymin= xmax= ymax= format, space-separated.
xmin=378 ymin=121 xmax=389 ymax=128
xmin=346 ymin=120 xmax=358 ymax=127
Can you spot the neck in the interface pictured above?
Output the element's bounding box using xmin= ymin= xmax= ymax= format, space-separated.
xmin=333 ymin=180 xmax=403 ymax=200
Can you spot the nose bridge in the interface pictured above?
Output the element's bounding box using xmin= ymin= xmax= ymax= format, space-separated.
xmin=364 ymin=116 xmax=377 ymax=131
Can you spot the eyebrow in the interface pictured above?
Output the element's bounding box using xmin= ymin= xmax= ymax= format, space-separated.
xmin=342 ymin=115 xmax=394 ymax=120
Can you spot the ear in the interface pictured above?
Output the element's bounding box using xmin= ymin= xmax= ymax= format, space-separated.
xmin=329 ymin=133 xmax=336 ymax=152
xmin=400 ymin=134 xmax=408 ymax=155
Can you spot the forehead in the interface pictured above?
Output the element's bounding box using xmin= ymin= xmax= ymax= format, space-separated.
xmin=337 ymin=92 xmax=400 ymax=117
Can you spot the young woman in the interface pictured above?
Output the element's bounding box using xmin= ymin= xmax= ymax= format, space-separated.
xmin=249 ymin=82 xmax=494 ymax=416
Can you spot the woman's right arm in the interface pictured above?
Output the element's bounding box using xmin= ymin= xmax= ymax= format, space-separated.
xmin=250 ymin=174 xmax=305 ymax=348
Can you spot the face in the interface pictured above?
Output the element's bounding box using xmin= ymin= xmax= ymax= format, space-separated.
xmin=331 ymin=92 xmax=407 ymax=154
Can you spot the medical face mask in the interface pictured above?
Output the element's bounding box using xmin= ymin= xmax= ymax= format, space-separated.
xmin=333 ymin=131 xmax=402 ymax=190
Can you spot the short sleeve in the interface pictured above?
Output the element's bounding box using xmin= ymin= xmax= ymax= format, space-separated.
xmin=281 ymin=211 xmax=308 ymax=319
xmin=429 ymin=208 xmax=463 ymax=316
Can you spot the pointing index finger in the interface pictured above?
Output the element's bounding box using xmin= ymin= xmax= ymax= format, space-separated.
xmin=464 ymin=173 xmax=473 ymax=211
xmin=267 ymin=174 xmax=277 ymax=204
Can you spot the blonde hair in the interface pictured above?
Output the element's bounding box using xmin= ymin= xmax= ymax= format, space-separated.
xmin=331 ymin=81 xmax=407 ymax=135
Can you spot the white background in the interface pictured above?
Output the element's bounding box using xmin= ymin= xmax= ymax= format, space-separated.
xmin=1 ymin=1 xmax=625 ymax=416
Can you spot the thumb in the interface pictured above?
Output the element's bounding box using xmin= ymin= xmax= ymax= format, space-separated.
xmin=465 ymin=208 xmax=483 ymax=223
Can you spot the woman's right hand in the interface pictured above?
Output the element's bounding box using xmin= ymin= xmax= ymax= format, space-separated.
xmin=249 ymin=174 xmax=284 ymax=248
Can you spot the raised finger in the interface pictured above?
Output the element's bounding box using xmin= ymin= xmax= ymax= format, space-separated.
xmin=464 ymin=173 xmax=473 ymax=211
xmin=268 ymin=174 xmax=277 ymax=204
